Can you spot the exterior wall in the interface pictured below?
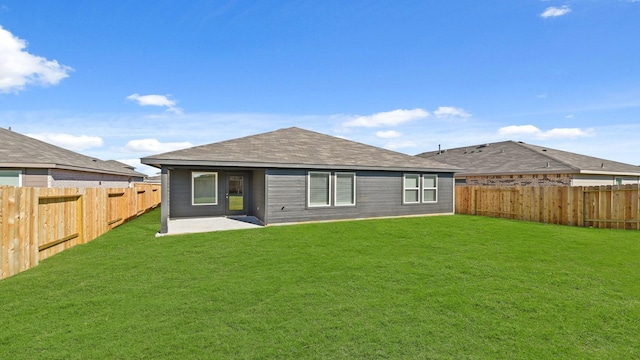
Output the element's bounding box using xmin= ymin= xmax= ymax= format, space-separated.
xmin=0 ymin=168 xmax=48 ymax=187
xmin=49 ymin=169 xmax=138 ymax=188
xmin=571 ymin=174 xmax=640 ymax=187
xmin=463 ymin=173 xmax=572 ymax=187
xmin=169 ymin=168 xmax=226 ymax=218
xmin=251 ymin=169 xmax=266 ymax=222
xmin=620 ymin=176 xmax=640 ymax=185
xmin=264 ymin=169 xmax=454 ymax=224
xmin=0 ymin=168 xmax=22 ymax=186
xmin=23 ymin=168 xmax=48 ymax=187
xmin=460 ymin=173 xmax=640 ymax=187
xmin=1 ymin=167 xmax=142 ymax=188
xmin=168 ymin=168 xmax=255 ymax=219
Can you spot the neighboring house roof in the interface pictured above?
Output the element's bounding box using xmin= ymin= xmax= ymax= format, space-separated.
xmin=142 ymin=127 xmax=459 ymax=172
xmin=0 ymin=127 xmax=145 ymax=177
xmin=143 ymin=175 xmax=161 ymax=184
xmin=417 ymin=140 xmax=640 ymax=177
xmin=105 ymin=160 xmax=138 ymax=171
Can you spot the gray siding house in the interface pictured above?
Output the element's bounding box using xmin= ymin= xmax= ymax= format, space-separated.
xmin=141 ymin=127 xmax=458 ymax=233
xmin=417 ymin=140 xmax=640 ymax=187
xmin=0 ymin=127 xmax=145 ymax=188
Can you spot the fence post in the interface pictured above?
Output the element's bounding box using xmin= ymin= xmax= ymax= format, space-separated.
xmin=473 ymin=187 xmax=478 ymax=215
xmin=582 ymin=187 xmax=587 ymax=227
xmin=77 ymin=194 xmax=84 ymax=244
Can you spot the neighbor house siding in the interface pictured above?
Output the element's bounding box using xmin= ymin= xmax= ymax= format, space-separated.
xmin=459 ymin=173 xmax=640 ymax=187
xmin=49 ymin=169 xmax=136 ymax=188
xmin=0 ymin=168 xmax=139 ymax=188
xmin=463 ymin=174 xmax=572 ymax=187
xmin=571 ymin=174 xmax=640 ymax=186
xmin=264 ymin=169 xmax=454 ymax=224
xmin=23 ymin=168 xmax=48 ymax=187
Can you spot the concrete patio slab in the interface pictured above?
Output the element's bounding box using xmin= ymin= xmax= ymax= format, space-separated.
xmin=161 ymin=216 xmax=263 ymax=236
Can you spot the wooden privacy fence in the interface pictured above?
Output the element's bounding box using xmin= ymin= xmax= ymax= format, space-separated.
xmin=456 ymin=184 xmax=640 ymax=230
xmin=1 ymin=184 xmax=160 ymax=280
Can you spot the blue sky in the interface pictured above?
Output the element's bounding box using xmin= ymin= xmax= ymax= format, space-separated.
xmin=1 ymin=0 xmax=639 ymax=175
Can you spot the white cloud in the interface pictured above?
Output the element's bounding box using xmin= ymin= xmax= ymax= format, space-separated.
xmin=342 ymin=108 xmax=429 ymax=127
xmin=535 ymin=128 xmax=594 ymax=139
xmin=26 ymin=133 xmax=103 ymax=151
xmin=498 ymin=125 xmax=594 ymax=139
xmin=0 ymin=25 xmax=73 ymax=93
xmin=124 ymin=138 xmax=193 ymax=153
xmin=126 ymin=93 xmax=183 ymax=114
xmin=540 ymin=5 xmax=571 ymax=18
xmin=564 ymin=114 xmax=574 ymax=119
xmin=433 ymin=106 xmax=471 ymax=119
xmin=498 ymin=125 xmax=542 ymax=136
xmin=376 ymin=130 xmax=401 ymax=138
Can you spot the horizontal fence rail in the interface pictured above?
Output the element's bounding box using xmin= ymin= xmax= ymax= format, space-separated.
xmin=456 ymin=184 xmax=640 ymax=230
xmin=1 ymin=184 xmax=160 ymax=280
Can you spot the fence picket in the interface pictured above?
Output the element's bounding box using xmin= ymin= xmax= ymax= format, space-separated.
xmin=0 ymin=184 xmax=160 ymax=280
xmin=456 ymin=185 xmax=640 ymax=231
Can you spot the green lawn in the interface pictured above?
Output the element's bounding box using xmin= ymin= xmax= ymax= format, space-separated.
xmin=1 ymin=209 xmax=639 ymax=359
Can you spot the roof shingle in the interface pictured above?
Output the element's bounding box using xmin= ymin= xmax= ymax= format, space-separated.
xmin=0 ymin=127 xmax=145 ymax=177
xmin=142 ymin=127 xmax=458 ymax=172
xmin=417 ymin=140 xmax=640 ymax=176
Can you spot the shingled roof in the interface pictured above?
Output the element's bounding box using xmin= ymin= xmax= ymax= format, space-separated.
xmin=142 ymin=127 xmax=458 ymax=172
xmin=417 ymin=140 xmax=640 ymax=176
xmin=0 ymin=127 xmax=145 ymax=177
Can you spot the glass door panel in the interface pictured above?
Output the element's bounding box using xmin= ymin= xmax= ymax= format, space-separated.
xmin=228 ymin=175 xmax=244 ymax=211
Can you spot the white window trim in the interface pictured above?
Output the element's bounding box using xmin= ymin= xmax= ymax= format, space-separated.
xmin=403 ymin=173 xmax=439 ymax=204
xmin=192 ymin=171 xmax=218 ymax=206
xmin=422 ymin=175 xmax=438 ymax=203
xmin=308 ymin=171 xmax=332 ymax=207
xmin=403 ymin=173 xmax=420 ymax=204
xmin=0 ymin=169 xmax=22 ymax=187
xmin=335 ymin=172 xmax=356 ymax=207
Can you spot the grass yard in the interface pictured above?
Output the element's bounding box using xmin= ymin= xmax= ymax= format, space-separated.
xmin=1 ymin=209 xmax=639 ymax=359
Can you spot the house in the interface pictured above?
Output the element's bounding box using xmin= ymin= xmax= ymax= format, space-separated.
xmin=416 ymin=140 xmax=640 ymax=187
xmin=0 ymin=127 xmax=145 ymax=188
xmin=141 ymin=127 xmax=459 ymax=233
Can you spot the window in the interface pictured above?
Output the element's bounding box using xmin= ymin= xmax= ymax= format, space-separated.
xmin=307 ymin=171 xmax=357 ymax=207
xmin=192 ymin=172 xmax=217 ymax=205
xmin=455 ymin=178 xmax=467 ymax=186
xmin=335 ymin=172 xmax=356 ymax=206
xmin=423 ymin=175 xmax=438 ymax=202
xmin=0 ymin=170 xmax=21 ymax=187
xmin=403 ymin=173 xmax=439 ymax=204
xmin=615 ymin=177 xmax=623 ymax=185
xmin=309 ymin=172 xmax=331 ymax=207
xmin=404 ymin=174 xmax=420 ymax=204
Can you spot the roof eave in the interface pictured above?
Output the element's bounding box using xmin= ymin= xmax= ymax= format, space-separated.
xmin=579 ymin=170 xmax=640 ymax=177
xmin=456 ymin=169 xmax=640 ymax=177
xmin=0 ymin=162 xmax=143 ymax=177
xmin=140 ymin=158 xmax=458 ymax=173
xmin=456 ymin=169 xmax=572 ymax=177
